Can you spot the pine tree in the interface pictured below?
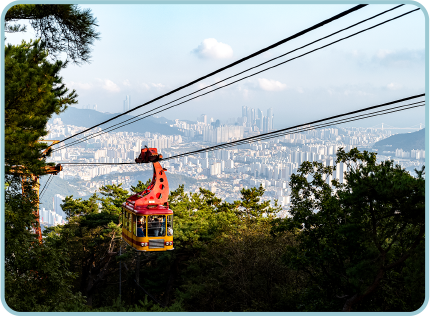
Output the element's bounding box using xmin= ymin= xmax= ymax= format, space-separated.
xmin=5 ymin=4 xmax=100 ymax=64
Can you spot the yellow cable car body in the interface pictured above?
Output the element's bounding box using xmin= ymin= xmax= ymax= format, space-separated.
xmin=121 ymin=147 xmax=174 ymax=251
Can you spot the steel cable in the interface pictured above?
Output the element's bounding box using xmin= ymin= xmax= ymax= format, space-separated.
xmin=55 ymin=4 xmax=367 ymax=145
xmin=57 ymin=96 xmax=425 ymax=165
xmin=53 ymin=6 xmax=419 ymax=152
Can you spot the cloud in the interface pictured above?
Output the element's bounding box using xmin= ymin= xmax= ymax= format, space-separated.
xmin=387 ymin=82 xmax=402 ymax=90
xmin=192 ymin=38 xmax=233 ymax=59
xmin=349 ymin=49 xmax=425 ymax=68
xmin=122 ymin=79 xmax=131 ymax=86
xmin=257 ymin=78 xmax=287 ymax=91
xmin=67 ymin=81 xmax=92 ymax=90
xmin=151 ymin=83 xmax=165 ymax=88
xmin=102 ymin=79 xmax=120 ymax=92
xmin=141 ymin=82 xmax=166 ymax=89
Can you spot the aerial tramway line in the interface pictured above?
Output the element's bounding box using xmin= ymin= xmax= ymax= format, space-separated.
xmin=35 ymin=4 xmax=424 ymax=252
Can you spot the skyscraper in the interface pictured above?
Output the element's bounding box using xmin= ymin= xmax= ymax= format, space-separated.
xmin=242 ymin=106 xmax=248 ymax=118
xmin=198 ymin=114 xmax=207 ymax=124
xmin=267 ymin=107 xmax=273 ymax=130
xmin=54 ymin=194 xmax=66 ymax=221
xmin=123 ymin=95 xmax=131 ymax=112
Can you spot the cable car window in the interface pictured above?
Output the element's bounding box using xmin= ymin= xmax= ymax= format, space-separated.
xmin=128 ymin=213 xmax=132 ymax=232
xmin=148 ymin=215 xmax=166 ymax=237
xmin=132 ymin=215 xmax=136 ymax=236
xmin=167 ymin=215 xmax=173 ymax=236
xmin=136 ymin=216 xmax=146 ymax=237
xmin=123 ymin=211 xmax=128 ymax=231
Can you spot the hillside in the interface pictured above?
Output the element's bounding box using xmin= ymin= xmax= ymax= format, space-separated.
xmin=39 ymin=176 xmax=82 ymax=209
xmin=50 ymin=107 xmax=183 ymax=135
xmin=373 ymin=129 xmax=425 ymax=152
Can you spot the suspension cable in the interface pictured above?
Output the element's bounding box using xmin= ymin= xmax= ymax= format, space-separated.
xmin=57 ymin=103 xmax=425 ymax=166
xmin=57 ymin=95 xmax=425 ymax=165
xmin=52 ymin=6 xmax=419 ymax=152
xmin=163 ymin=102 xmax=425 ymax=160
xmin=39 ymin=174 xmax=54 ymax=199
xmin=53 ymin=5 xmax=368 ymax=147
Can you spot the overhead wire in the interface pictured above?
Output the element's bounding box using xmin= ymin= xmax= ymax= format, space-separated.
xmin=57 ymin=95 xmax=425 ymax=165
xmin=39 ymin=174 xmax=54 ymax=199
xmin=52 ymin=6 xmax=420 ymax=153
xmin=163 ymin=101 xmax=425 ymax=160
xmin=52 ymin=4 xmax=404 ymax=150
xmin=57 ymin=103 xmax=425 ymax=166
xmin=175 ymin=103 xmax=426 ymax=155
xmin=55 ymin=4 xmax=368 ymax=145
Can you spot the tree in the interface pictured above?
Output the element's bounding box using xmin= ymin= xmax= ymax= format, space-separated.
xmin=49 ymin=184 xmax=127 ymax=306
xmin=273 ymin=148 xmax=425 ymax=311
xmin=4 ymin=5 xmax=99 ymax=311
xmin=5 ymin=4 xmax=100 ymax=64
xmin=238 ymin=185 xmax=280 ymax=219
xmin=4 ymin=40 xmax=82 ymax=311
xmin=5 ymin=40 xmax=77 ymax=176
xmin=130 ymin=179 xmax=152 ymax=193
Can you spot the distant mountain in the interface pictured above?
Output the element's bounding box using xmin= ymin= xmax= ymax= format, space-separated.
xmin=373 ymin=129 xmax=425 ymax=152
xmin=50 ymin=107 xmax=183 ymax=135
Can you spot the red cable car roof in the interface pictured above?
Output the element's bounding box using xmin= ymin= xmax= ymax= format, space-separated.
xmin=123 ymin=147 xmax=173 ymax=214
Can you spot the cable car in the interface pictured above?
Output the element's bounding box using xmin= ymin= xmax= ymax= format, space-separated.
xmin=121 ymin=147 xmax=173 ymax=251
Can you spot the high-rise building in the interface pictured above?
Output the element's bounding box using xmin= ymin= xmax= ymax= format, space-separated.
xmin=54 ymin=194 xmax=66 ymax=221
xmin=242 ymin=106 xmax=248 ymax=117
xmin=263 ymin=116 xmax=268 ymax=133
xmin=198 ymin=114 xmax=208 ymax=124
xmin=267 ymin=107 xmax=274 ymax=130
xmin=123 ymin=95 xmax=131 ymax=112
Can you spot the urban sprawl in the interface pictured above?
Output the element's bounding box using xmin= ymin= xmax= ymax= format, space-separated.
xmin=42 ymin=103 xmax=425 ymax=229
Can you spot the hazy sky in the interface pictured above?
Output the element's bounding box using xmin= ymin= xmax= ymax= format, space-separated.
xmin=4 ymin=2 xmax=427 ymax=130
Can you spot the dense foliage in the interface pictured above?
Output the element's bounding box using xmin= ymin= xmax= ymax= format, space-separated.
xmin=5 ymin=40 xmax=76 ymax=176
xmin=4 ymin=40 xmax=83 ymax=312
xmin=271 ymin=148 xmax=425 ymax=312
xmin=5 ymin=148 xmax=425 ymax=312
xmin=4 ymin=5 xmax=99 ymax=310
xmin=5 ymin=4 xmax=100 ymax=64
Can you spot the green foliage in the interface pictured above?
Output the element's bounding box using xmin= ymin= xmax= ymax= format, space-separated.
xmin=4 ymin=39 xmax=81 ymax=312
xmin=130 ymin=178 xmax=152 ymax=193
xmin=169 ymin=185 xmax=238 ymax=249
xmin=5 ymin=39 xmax=76 ymax=176
xmin=5 ymin=177 xmax=87 ymax=312
xmin=98 ymin=183 xmax=130 ymax=215
xmin=49 ymin=184 xmax=127 ymax=306
xmin=5 ymin=4 xmax=100 ymax=64
xmin=176 ymin=222 xmax=302 ymax=312
xmin=272 ymin=148 xmax=425 ymax=312
xmin=238 ymin=184 xmax=281 ymax=219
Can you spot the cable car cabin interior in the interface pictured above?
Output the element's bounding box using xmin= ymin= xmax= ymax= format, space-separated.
xmin=122 ymin=147 xmax=174 ymax=251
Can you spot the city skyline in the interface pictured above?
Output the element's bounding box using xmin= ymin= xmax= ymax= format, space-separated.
xmin=40 ymin=111 xmax=425 ymax=228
